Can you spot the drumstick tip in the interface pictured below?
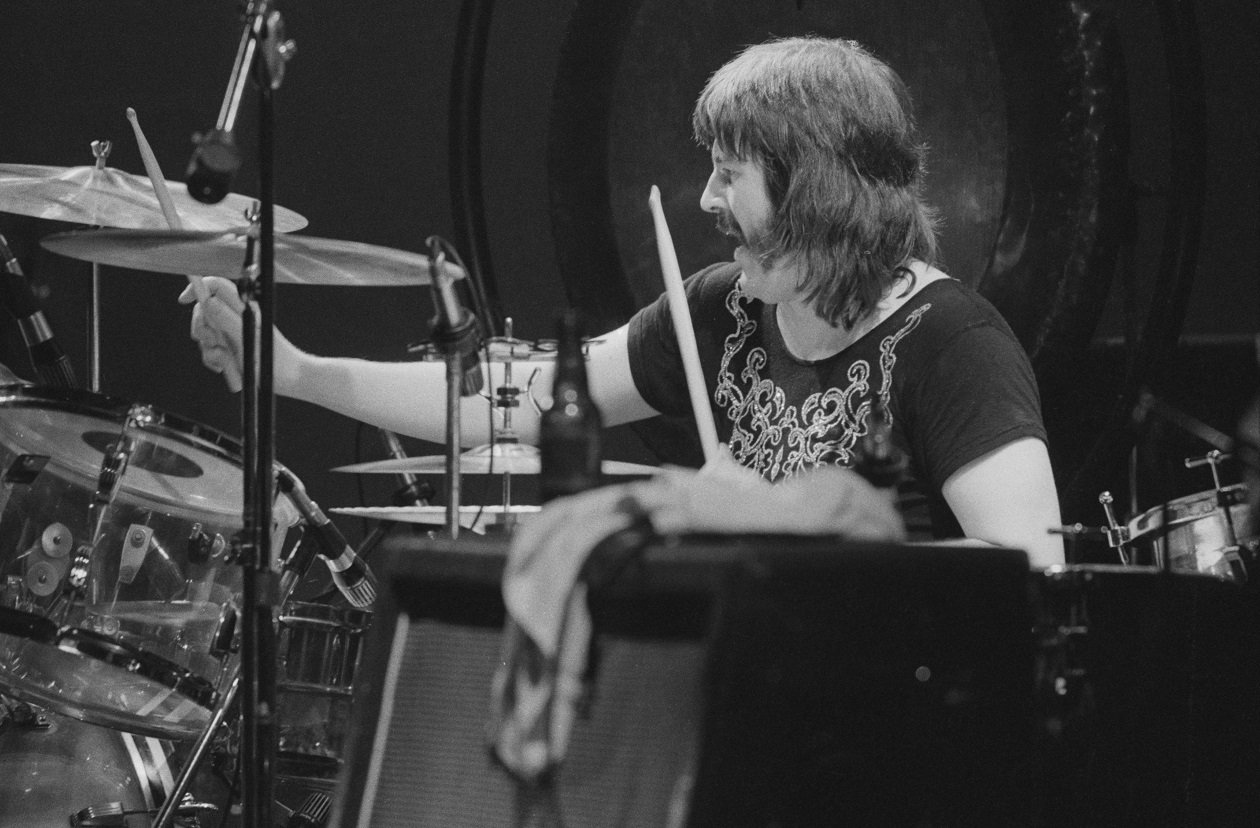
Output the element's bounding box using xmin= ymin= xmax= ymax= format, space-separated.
xmin=649 ymin=184 xmax=661 ymax=206
xmin=125 ymin=106 xmax=138 ymax=122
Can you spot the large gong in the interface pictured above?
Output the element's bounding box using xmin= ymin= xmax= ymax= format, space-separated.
xmin=452 ymin=0 xmax=1202 ymax=521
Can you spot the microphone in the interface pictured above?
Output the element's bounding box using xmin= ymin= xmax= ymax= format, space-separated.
xmin=378 ymin=428 xmax=433 ymax=506
xmin=0 ymin=233 xmax=77 ymax=388
xmin=285 ymin=793 xmax=331 ymax=828
xmin=428 ymin=245 xmax=483 ymax=397
xmin=275 ymin=468 xmax=377 ymax=609
xmin=185 ymin=2 xmax=262 ymax=205
xmin=185 ymin=128 xmax=241 ymax=205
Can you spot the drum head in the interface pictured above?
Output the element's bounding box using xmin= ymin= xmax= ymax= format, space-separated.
xmin=0 ymin=385 xmax=242 ymax=519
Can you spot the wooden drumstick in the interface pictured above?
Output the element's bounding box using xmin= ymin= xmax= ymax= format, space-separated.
xmin=127 ymin=107 xmax=242 ymax=392
xmin=649 ymin=185 xmax=720 ymax=463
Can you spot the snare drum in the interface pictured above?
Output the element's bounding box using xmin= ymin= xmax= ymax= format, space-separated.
xmin=1126 ymin=484 xmax=1251 ymax=579
xmin=0 ymin=385 xmax=298 ymax=739
xmin=275 ymin=601 xmax=371 ymax=787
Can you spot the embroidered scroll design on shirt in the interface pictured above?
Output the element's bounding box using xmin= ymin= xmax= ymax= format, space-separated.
xmin=715 ymin=283 xmax=929 ymax=480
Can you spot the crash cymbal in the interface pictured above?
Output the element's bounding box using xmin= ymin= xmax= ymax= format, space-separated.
xmin=330 ymin=504 xmax=540 ymax=530
xmin=0 ymin=163 xmax=308 ymax=232
xmin=332 ymin=443 xmax=658 ymax=476
xmin=40 ymin=228 xmax=464 ymax=286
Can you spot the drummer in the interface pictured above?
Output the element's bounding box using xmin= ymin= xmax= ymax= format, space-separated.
xmin=183 ymin=36 xmax=1064 ymax=569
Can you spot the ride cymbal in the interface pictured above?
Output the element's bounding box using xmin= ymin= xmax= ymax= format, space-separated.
xmin=332 ymin=443 xmax=658 ymax=476
xmin=0 ymin=163 xmax=307 ymax=231
xmin=40 ymin=228 xmax=464 ymax=286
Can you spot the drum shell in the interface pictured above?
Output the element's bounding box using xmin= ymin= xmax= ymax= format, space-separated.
xmin=275 ymin=601 xmax=371 ymax=786
xmin=1126 ymin=485 xmax=1250 ymax=578
xmin=0 ymin=385 xmax=297 ymax=738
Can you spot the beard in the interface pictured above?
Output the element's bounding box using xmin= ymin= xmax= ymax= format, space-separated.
xmin=715 ymin=209 xmax=776 ymax=264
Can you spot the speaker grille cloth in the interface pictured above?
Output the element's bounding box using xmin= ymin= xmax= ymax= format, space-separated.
xmin=361 ymin=619 xmax=704 ymax=827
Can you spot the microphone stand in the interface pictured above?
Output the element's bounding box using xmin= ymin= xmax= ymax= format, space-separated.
xmin=429 ymin=249 xmax=470 ymax=539
xmin=151 ymin=470 xmax=315 ymax=828
xmin=213 ymin=5 xmax=290 ymax=826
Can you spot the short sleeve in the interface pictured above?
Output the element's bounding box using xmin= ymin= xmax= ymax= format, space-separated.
xmin=901 ymin=320 xmax=1046 ymax=492
xmin=627 ymin=262 xmax=738 ymax=418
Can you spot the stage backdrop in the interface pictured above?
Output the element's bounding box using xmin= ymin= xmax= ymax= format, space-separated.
xmin=0 ymin=0 xmax=1255 ymax=550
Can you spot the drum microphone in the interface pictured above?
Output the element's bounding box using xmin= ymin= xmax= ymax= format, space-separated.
xmin=285 ymin=792 xmax=332 ymax=828
xmin=0 ymin=233 xmax=77 ymax=389
xmin=427 ymin=241 xmax=483 ymax=397
xmin=185 ymin=128 xmax=241 ymax=205
xmin=185 ymin=0 xmax=261 ymax=205
xmin=275 ymin=468 xmax=377 ymax=609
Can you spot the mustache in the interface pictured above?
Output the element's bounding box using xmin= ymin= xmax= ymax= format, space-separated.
xmin=714 ymin=210 xmax=745 ymax=243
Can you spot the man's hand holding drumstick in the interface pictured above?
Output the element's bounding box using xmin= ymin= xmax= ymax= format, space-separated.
xmin=126 ymin=107 xmax=244 ymax=392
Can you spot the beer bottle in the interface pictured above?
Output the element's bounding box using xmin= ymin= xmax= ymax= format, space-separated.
xmin=539 ymin=309 xmax=602 ymax=501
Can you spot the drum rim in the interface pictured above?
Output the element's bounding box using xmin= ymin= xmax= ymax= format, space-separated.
xmin=56 ymin=625 xmax=219 ymax=710
xmin=0 ymin=383 xmax=243 ymax=463
xmin=1127 ymin=484 xmax=1250 ymax=538
xmin=0 ymin=605 xmax=58 ymax=643
xmin=279 ymin=600 xmax=372 ymax=629
xmin=1040 ymin=562 xmax=1235 ymax=583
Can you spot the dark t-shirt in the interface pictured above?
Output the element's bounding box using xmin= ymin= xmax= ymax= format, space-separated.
xmin=627 ymin=262 xmax=1046 ymax=537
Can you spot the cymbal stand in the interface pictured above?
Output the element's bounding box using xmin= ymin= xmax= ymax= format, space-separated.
xmin=494 ymin=317 xmax=524 ymax=529
xmin=87 ymin=139 xmax=111 ymax=392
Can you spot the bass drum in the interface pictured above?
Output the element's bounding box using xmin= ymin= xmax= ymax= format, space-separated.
xmin=0 ymin=702 xmax=225 ymax=828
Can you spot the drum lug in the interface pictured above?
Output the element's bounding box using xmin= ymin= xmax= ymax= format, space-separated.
xmin=188 ymin=524 xmax=227 ymax=564
xmin=2 ymin=453 xmax=48 ymax=485
xmin=1 ymin=700 xmax=50 ymax=730
xmin=211 ymin=604 xmax=239 ymax=657
xmin=1097 ymin=492 xmax=1131 ymax=562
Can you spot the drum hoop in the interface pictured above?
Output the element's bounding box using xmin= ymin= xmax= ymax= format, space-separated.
xmin=0 ymin=605 xmax=59 ymax=643
xmin=0 ymin=383 xmax=243 ymax=463
xmin=277 ymin=680 xmax=356 ymax=696
xmin=1127 ymin=484 xmax=1249 ymax=539
xmin=56 ymin=626 xmax=219 ymax=710
xmin=279 ymin=601 xmax=372 ymax=630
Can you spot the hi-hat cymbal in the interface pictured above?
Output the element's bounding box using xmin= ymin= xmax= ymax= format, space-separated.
xmin=40 ymin=228 xmax=464 ymax=287
xmin=409 ymin=335 xmax=603 ymax=363
xmin=332 ymin=443 xmax=658 ymax=476
xmin=330 ymin=504 xmax=540 ymax=530
xmin=0 ymin=163 xmax=308 ymax=232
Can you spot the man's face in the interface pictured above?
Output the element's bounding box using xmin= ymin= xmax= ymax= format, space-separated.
xmin=700 ymin=145 xmax=798 ymax=304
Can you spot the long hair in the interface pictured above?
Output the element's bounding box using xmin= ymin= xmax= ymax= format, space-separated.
xmin=692 ymin=37 xmax=939 ymax=328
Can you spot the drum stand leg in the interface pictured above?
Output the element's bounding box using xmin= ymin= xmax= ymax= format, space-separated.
xmin=151 ymin=502 xmax=313 ymax=828
xmin=151 ymin=673 xmax=241 ymax=828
